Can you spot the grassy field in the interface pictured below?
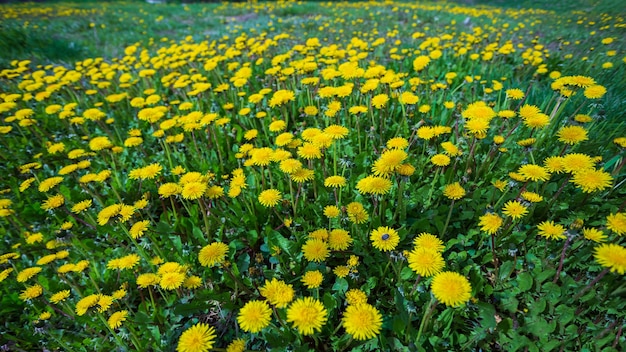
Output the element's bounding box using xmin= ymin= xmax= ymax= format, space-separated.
xmin=1 ymin=1 xmax=625 ymax=351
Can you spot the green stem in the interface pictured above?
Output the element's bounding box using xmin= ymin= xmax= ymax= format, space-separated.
xmin=416 ymin=297 xmax=437 ymax=344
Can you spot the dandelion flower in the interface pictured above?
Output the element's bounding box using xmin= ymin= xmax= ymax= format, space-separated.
xmin=259 ymin=278 xmax=294 ymax=308
xmin=583 ymin=228 xmax=607 ymax=243
xmin=129 ymin=220 xmax=150 ymax=239
xmin=342 ymin=303 xmax=383 ymax=340
xmin=431 ymin=271 xmax=472 ymax=307
xmin=372 ymin=149 xmax=407 ymax=176
xmin=323 ymin=205 xmax=341 ymax=218
xmin=606 ymin=212 xmax=626 ymax=235
xmin=176 ymin=323 xmax=217 ymax=352
xmin=431 ymin=154 xmax=451 ymax=166
xmin=50 ymin=290 xmax=71 ymax=304
xmin=557 ymin=126 xmax=588 ymax=145
xmin=226 ymin=339 xmax=246 ymax=352
xmin=301 ymin=270 xmax=323 ymax=289
xmin=345 ymin=289 xmax=368 ymax=306
xmin=570 ymin=168 xmax=613 ymax=193
xmin=237 ymin=300 xmax=272 ymax=333
xmin=324 ymin=175 xmax=346 ymax=188
xmin=356 ymin=176 xmax=392 ymax=195
xmin=334 ymin=266 xmax=350 ymax=278
xmin=594 ymin=243 xmax=626 ymax=274
xmin=501 ymin=200 xmax=528 ymax=220
xmin=518 ymin=164 xmax=550 ymax=182
xmin=407 ymin=247 xmax=445 ymax=277
xmin=584 ymin=85 xmax=606 ymax=99
xmin=479 ymin=213 xmax=503 ymax=234
xmin=443 ymin=182 xmax=466 ymax=200
xmin=71 ymin=199 xmax=93 ymax=213
xmin=199 ymin=242 xmax=229 ymax=267
xmin=328 ymin=229 xmax=352 ymax=250
xmin=413 ymin=233 xmax=445 ymax=252
xmin=370 ymin=226 xmax=399 ymax=251
xmin=324 ymin=125 xmax=349 ymax=139
xmin=19 ymin=284 xmax=43 ymax=301
xmin=258 ymin=189 xmax=281 ymax=208
xmin=137 ymin=273 xmax=160 ymax=288
xmin=302 ymin=239 xmax=330 ymax=262
xmin=371 ymin=94 xmax=389 ymax=109
xmin=537 ymin=221 xmax=566 ymax=240
xmin=286 ymin=297 xmax=328 ymax=335
xmin=561 ymin=153 xmax=594 ymax=173
xmin=108 ymin=310 xmax=128 ymax=329
xmin=160 ymin=272 xmax=186 ymax=290
xmin=17 ymin=267 xmax=42 ymax=282
xmin=182 ymin=182 xmax=207 ymax=200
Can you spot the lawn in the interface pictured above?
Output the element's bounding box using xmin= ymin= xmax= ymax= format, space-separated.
xmin=0 ymin=0 xmax=625 ymax=351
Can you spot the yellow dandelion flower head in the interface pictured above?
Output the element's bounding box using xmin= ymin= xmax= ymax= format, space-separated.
xmin=413 ymin=233 xmax=445 ymax=252
xmin=160 ymin=272 xmax=186 ymax=290
xmin=324 ymin=124 xmax=349 ymax=139
xmin=557 ymin=125 xmax=588 ymax=145
xmin=561 ymin=153 xmax=595 ymax=173
xmin=345 ymin=289 xmax=368 ymax=306
xmin=479 ymin=213 xmax=503 ymax=235
xmin=342 ymin=303 xmax=383 ymax=340
xmin=537 ymin=220 xmax=566 ymax=240
xmin=594 ymin=243 xmax=626 ymax=274
xmin=501 ymin=200 xmax=529 ymax=220
xmin=176 ymin=323 xmax=216 ymax=352
xmin=226 ymin=338 xmax=246 ymax=352
xmin=328 ymin=229 xmax=352 ymax=251
xmin=407 ymin=247 xmax=445 ymax=277
xmin=302 ymin=239 xmax=330 ymax=262
xmin=301 ymin=270 xmax=323 ymax=289
xmin=356 ymin=176 xmax=392 ymax=195
xmin=286 ymin=297 xmax=328 ymax=336
xmin=517 ymin=164 xmax=550 ymax=182
xmin=258 ymin=189 xmax=281 ymax=208
xmin=237 ymin=300 xmax=272 ymax=333
xmin=372 ymin=149 xmax=408 ymax=177
xmin=370 ymin=226 xmax=399 ymax=251
xmin=323 ymin=205 xmax=341 ymax=218
xmin=521 ymin=191 xmax=543 ymax=203
xmin=50 ymin=290 xmax=71 ymax=304
xmin=108 ymin=310 xmax=128 ymax=330
xmin=570 ymin=168 xmax=613 ymax=193
xmin=199 ymin=242 xmax=229 ymax=267
xmin=583 ymin=228 xmax=607 ymax=243
xmin=431 ymin=271 xmax=472 ymax=307
xmin=259 ymin=278 xmax=294 ymax=308
xmin=182 ymin=182 xmax=207 ymax=200
xmin=443 ymin=182 xmax=466 ymax=200
xmin=606 ymin=212 xmax=626 ymax=236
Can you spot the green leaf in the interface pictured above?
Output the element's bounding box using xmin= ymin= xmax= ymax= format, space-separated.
xmin=555 ymin=305 xmax=575 ymax=325
xmin=476 ymin=302 xmax=497 ymax=330
xmin=517 ymin=272 xmax=533 ymax=292
xmin=400 ymin=266 xmax=414 ymax=281
xmin=332 ymin=278 xmax=348 ymax=294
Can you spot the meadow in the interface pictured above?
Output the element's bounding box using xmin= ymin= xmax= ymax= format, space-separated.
xmin=0 ymin=0 xmax=625 ymax=351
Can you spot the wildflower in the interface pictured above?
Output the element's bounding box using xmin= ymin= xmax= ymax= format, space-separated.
xmin=387 ymin=137 xmax=409 ymax=149
xmin=75 ymin=294 xmax=99 ymax=315
xmin=269 ymin=120 xmax=287 ymax=132
xmin=399 ymin=92 xmax=419 ymax=105
xmin=557 ymin=126 xmax=588 ymax=145
xmin=518 ymin=164 xmax=550 ymax=182
xmin=324 ymin=125 xmax=349 ymax=139
xmin=342 ymin=303 xmax=383 ymax=340
xmin=537 ymin=221 xmax=566 ymax=240
xmin=570 ymin=168 xmax=613 ymax=193
xmin=372 ymin=149 xmax=407 ymax=177
xmin=413 ymin=55 xmax=431 ymax=71
xmin=199 ymin=242 xmax=229 ymax=267
xmin=356 ymin=176 xmax=392 ymax=195
xmin=20 ymin=284 xmax=43 ymax=301
xmin=328 ymin=229 xmax=352 ymax=250
xmin=479 ymin=213 xmax=503 ymax=234
xmin=89 ymin=136 xmax=113 ymax=151
xmin=413 ymin=233 xmax=445 ymax=252
xmin=431 ymin=271 xmax=472 ymax=307
xmin=606 ymin=213 xmax=626 ymax=235
xmin=129 ymin=220 xmax=150 ymax=239
xmin=370 ymin=226 xmax=399 ymax=251
xmin=505 ymin=89 xmax=524 ymax=99
xmin=176 ymin=323 xmax=217 ymax=352
xmin=371 ymin=94 xmax=389 ymax=109
xmin=561 ymin=153 xmax=595 ymax=173
xmin=583 ymin=228 xmax=607 ymax=243
xmin=258 ymin=189 xmax=281 ymax=208
xmin=286 ymin=297 xmax=328 ymax=335
xmin=323 ymin=205 xmax=341 ymax=218
xmin=301 ymin=271 xmax=323 ymax=289
xmin=181 ymin=182 xmax=207 ymax=200
xmin=291 ymin=168 xmax=315 ymax=183
xmin=334 ymin=266 xmax=350 ymax=278
xmin=160 ymin=272 xmax=186 ymax=290
xmin=407 ymin=248 xmax=445 ymax=277
xmin=501 ymin=200 xmax=528 ymax=220
xmin=302 ymin=239 xmax=330 ymax=262
xmin=50 ymin=290 xmax=71 ymax=304
xmin=103 ymin=309 xmax=128 ymax=330
xmin=137 ymin=273 xmax=160 ymax=288
xmin=71 ymin=199 xmax=92 ymax=213
xmin=584 ymin=85 xmax=606 ymax=99
xmin=38 ymin=176 xmax=64 ymax=192
xmin=237 ymin=300 xmax=272 ymax=333
xmin=17 ymin=267 xmax=42 ymax=282
xmin=521 ymin=191 xmax=543 ymax=203
xmin=345 ymin=289 xmax=368 ymax=306
xmin=42 ymin=194 xmax=65 ymax=210
xmin=443 ymin=182 xmax=466 ymax=200
xmin=280 ymin=159 xmax=302 ymax=174
xmin=594 ymin=243 xmax=626 ymax=274
xmin=226 ymin=339 xmax=246 ymax=352
xmin=297 ymin=143 xmax=322 ymax=159
xmin=259 ymin=278 xmax=294 ymax=308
